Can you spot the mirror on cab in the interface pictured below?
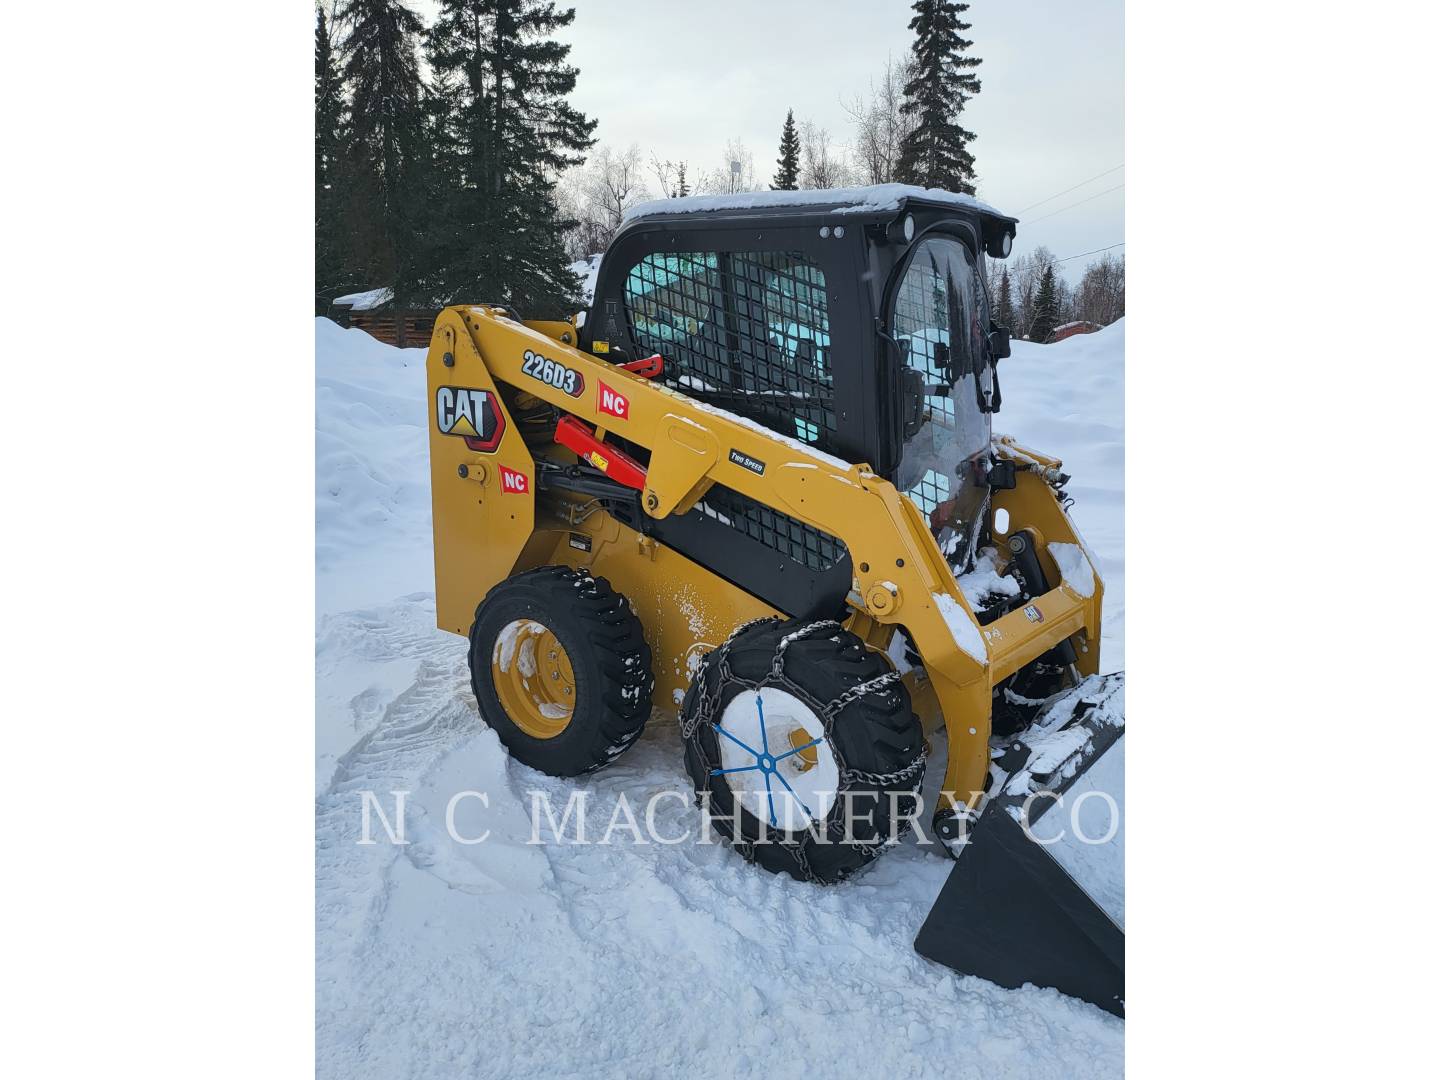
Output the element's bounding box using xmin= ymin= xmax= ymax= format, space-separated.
xmin=900 ymin=367 xmax=927 ymax=439
xmin=989 ymin=325 xmax=1011 ymax=361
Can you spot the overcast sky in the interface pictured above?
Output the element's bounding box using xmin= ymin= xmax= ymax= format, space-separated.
xmin=409 ymin=0 xmax=1123 ymax=282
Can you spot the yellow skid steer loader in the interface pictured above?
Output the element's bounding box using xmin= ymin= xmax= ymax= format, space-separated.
xmin=425 ymin=186 xmax=1124 ymax=1016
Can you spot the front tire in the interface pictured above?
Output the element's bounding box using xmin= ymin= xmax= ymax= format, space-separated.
xmin=468 ymin=566 xmax=653 ymax=776
xmin=681 ymin=618 xmax=925 ymax=883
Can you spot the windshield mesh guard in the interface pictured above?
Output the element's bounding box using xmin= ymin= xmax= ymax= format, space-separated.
xmin=623 ymin=250 xmax=838 ymax=450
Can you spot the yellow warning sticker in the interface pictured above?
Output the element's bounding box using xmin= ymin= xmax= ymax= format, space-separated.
xmin=592 ymin=341 xmax=610 ymax=354
xmin=589 ymin=451 xmax=609 ymax=471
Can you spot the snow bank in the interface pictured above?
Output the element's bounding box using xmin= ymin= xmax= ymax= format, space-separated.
xmin=998 ymin=320 xmax=1125 ymax=667
xmin=625 ymin=183 xmax=1008 ymax=223
xmin=315 ymin=318 xmax=432 ymax=615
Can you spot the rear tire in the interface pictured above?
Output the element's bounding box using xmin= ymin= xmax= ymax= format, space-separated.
xmin=468 ymin=566 xmax=653 ymax=776
xmin=681 ymin=618 xmax=925 ymax=883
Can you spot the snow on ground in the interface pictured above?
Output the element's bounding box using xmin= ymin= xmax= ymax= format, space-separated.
xmin=316 ymin=317 xmax=1126 ymax=1078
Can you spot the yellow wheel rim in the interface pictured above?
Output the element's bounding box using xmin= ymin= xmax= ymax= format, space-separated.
xmin=785 ymin=725 xmax=820 ymax=773
xmin=491 ymin=619 xmax=576 ymax=739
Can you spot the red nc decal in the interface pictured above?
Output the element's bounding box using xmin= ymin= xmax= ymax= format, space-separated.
xmin=597 ymin=382 xmax=630 ymax=420
xmin=498 ymin=465 xmax=530 ymax=494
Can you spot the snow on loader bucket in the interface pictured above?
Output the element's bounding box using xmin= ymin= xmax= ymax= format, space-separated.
xmin=915 ymin=674 xmax=1125 ymax=1017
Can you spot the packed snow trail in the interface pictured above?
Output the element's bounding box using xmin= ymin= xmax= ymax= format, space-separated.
xmin=315 ymin=318 xmax=1125 ymax=1078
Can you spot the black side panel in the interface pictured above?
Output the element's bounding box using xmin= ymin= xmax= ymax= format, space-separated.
xmin=914 ymin=809 xmax=1125 ymax=1017
xmin=611 ymin=487 xmax=852 ymax=621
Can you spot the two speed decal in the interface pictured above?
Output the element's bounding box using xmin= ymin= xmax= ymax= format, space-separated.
xmin=728 ymin=449 xmax=766 ymax=476
xmin=521 ymin=349 xmax=585 ymax=397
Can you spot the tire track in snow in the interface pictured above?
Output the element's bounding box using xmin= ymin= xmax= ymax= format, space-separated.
xmin=316 ymin=595 xmax=475 ymax=964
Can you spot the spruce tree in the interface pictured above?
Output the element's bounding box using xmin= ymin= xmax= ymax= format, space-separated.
xmin=315 ymin=4 xmax=345 ymax=303
xmin=334 ymin=0 xmax=429 ymax=339
xmin=415 ymin=64 xmax=466 ymax=292
xmin=895 ymin=0 xmax=982 ymax=194
xmin=426 ymin=1 xmax=597 ymax=315
xmin=1031 ymin=265 xmax=1060 ymax=343
xmin=675 ymin=162 xmax=690 ymax=198
xmin=772 ymin=110 xmax=800 ymax=190
xmin=993 ymin=266 xmax=1014 ymax=330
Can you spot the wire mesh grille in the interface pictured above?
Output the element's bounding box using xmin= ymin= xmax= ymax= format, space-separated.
xmin=623 ymin=250 xmax=836 ymax=448
xmin=906 ymin=468 xmax=951 ymax=516
xmin=697 ymin=484 xmax=847 ymax=574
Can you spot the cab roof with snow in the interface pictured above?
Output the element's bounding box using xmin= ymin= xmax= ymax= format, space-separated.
xmin=619 ymin=183 xmax=1018 ymax=257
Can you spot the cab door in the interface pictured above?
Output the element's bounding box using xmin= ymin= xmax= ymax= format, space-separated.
xmin=888 ymin=234 xmax=994 ymax=561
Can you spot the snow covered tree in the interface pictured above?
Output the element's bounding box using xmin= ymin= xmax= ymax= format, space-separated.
xmin=334 ymin=0 xmax=429 ymax=337
xmin=1031 ymin=264 xmax=1060 ymax=343
xmin=676 ymin=161 xmax=690 ymax=197
xmin=772 ymin=110 xmax=799 ymax=190
xmin=895 ymin=0 xmax=982 ymax=194
xmin=993 ymin=266 xmax=1015 ymax=330
xmin=315 ymin=4 xmax=346 ymax=302
xmin=425 ymin=0 xmax=596 ymax=314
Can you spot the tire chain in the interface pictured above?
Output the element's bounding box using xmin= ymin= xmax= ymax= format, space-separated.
xmin=684 ymin=618 xmax=926 ymax=880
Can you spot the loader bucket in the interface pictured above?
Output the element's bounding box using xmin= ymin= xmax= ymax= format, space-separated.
xmin=915 ymin=674 xmax=1125 ymax=1017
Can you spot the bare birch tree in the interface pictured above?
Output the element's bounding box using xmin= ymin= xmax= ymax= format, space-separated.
xmin=844 ymin=56 xmax=919 ymax=185
xmin=798 ymin=121 xmax=851 ymax=189
xmin=649 ymin=155 xmax=691 ymax=198
xmin=1074 ymin=253 xmax=1125 ymax=326
xmin=583 ymin=143 xmax=649 ymax=241
xmin=698 ymin=139 xmax=757 ymax=194
xmin=556 ymin=143 xmax=652 ymax=258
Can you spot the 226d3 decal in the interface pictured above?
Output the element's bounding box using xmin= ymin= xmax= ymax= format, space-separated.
xmin=521 ymin=349 xmax=585 ymax=397
xmin=435 ymin=385 xmax=506 ymax=452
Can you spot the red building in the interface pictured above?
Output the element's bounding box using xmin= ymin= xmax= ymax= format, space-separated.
xmin=1048 ymin=320 xmax=1103 ymax=344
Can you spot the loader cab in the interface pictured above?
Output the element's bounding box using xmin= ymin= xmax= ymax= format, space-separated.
xmin=581 ymin=186 xmax=1017 ymax=554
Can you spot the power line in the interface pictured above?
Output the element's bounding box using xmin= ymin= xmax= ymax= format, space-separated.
xmin=1057 ymin=242 xmax=1126 ymax=264
xmin=1025 ymin=183 xmax=1125 ymax=225
xmin=1015 ymin=164 xmax=1124 ymax=215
